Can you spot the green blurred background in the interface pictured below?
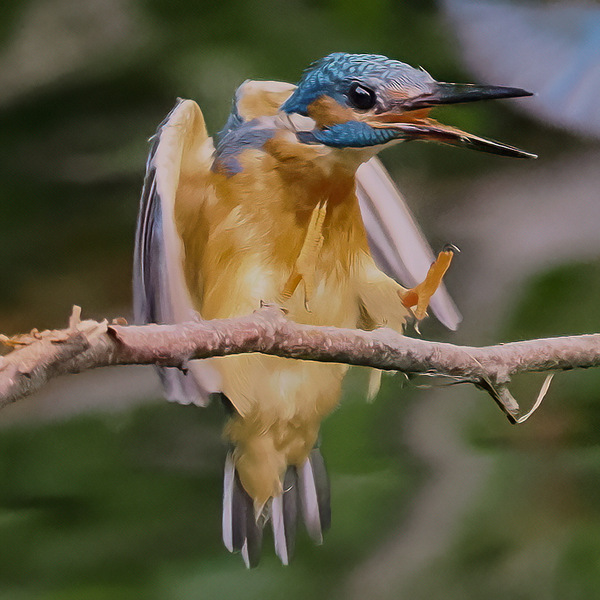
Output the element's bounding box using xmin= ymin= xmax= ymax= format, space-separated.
xmin=1 ymin=1 xmax=600 ymax=598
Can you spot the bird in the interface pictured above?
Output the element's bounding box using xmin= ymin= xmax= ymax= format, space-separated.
xmin=133 ymin=52 xmax=535 ymax=567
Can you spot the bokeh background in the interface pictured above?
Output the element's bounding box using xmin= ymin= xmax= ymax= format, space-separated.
xmin=1 ymin=0 xmax=600 ymax=598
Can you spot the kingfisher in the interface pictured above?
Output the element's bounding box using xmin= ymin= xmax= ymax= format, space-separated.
xmin=133 ymin=52 xmax=534 ymax=567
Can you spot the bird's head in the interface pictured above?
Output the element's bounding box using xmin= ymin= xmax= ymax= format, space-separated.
xmin=281 ymin=52 xmax=535 ymax=158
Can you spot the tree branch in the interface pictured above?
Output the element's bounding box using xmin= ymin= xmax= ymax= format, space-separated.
xmin=2 ymin=305 xmax=600 ymax=422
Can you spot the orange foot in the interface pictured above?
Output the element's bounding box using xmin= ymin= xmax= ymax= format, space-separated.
xmin=400 ymin=246 xmax=456 ymax=321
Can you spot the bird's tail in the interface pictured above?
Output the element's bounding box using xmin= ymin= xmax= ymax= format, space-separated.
xmin=222 ymin=449 xmax=331 ymax=567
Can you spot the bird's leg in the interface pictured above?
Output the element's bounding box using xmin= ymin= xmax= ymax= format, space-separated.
xmin=400 ymin=247 xmax=455 ymax=321
xmin=281 ymin=201 xmax=327 ymax=309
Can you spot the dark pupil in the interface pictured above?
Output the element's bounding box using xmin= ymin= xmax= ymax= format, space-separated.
xmin=348 ymin=82 xmax=376 ymax=110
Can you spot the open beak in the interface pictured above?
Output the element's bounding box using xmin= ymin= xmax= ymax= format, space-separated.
xmin=368 ymin=82 xmax=537 ymax=159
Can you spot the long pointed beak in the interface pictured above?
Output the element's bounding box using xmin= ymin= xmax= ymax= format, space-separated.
xmin=402 ymin=82 xmax=534 ymax=110
xmin=368 ymin=82 xmax=537 ymax=159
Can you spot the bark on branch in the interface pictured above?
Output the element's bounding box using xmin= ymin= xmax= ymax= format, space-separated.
xmin=2 ymin=305 xmax=600 ymax=422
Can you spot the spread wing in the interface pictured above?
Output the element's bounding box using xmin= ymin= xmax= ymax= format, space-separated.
xmin=133 ymin=99 xmax=220 ymax=406
xmin=356 ymin=157 xmax=461 ymax=330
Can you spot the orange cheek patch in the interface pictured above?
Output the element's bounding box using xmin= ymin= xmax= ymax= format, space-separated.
xmin=307 ymin=96 xmax=355 ymax=129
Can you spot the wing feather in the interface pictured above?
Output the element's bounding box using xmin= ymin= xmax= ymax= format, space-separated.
xmin=133 ymin=99 xmax=220 ymax=406
xmin=356 ymin=157 xmax=461 ymax=330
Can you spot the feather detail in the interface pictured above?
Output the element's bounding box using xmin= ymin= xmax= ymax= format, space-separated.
xmin=222 ymin=452 xmax=237 ymax=552
xmin=271 ymin=467 xmax=299 ymax=565
xmin=134 ymin=99 xmax=220 ymax=405
xmin=298 ymin=449 xmax=331 ymax=544
xmin=242 ymin=503 xmax=263 ymax=569
xmin=223 ymin=452 xmax=264 ymax=568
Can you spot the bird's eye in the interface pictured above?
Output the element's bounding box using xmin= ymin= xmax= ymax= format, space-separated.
xmin=347 ymin=82 xmax=377 ymax=110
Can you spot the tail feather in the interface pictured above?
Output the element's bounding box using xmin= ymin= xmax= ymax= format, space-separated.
xmin=222 ymin=453 xmax=236 ymax=552
xmin=272 ymin=467 xmax=299 ymax=565
xmin=223 ymin=448 xmax=331 ymax=566
xmin=223 ymin=452 xmax=263 ymax=567
xmin=298 ymin=449 xmax=331 ymax=544
xmin=231 ymin=475 xmax=249 ymax=553
xmin=309 ymin=449 xmax=331 ymax=534
xmin=241 ymin=501 xmax=263 ymax=569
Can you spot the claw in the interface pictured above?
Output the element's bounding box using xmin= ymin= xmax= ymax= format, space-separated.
xmin=400 ymin=248 xmax=455 ymax=321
